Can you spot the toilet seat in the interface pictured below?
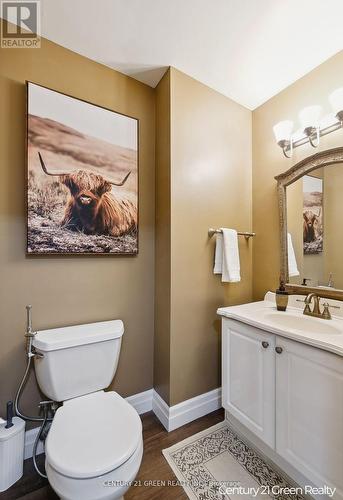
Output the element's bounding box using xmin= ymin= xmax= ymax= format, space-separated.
xmin=46 ymin=391 xmax=142 ymax=479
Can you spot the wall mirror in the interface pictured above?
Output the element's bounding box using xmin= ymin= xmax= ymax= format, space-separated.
xmin=275 ymin=147 xmax=343 ymax=299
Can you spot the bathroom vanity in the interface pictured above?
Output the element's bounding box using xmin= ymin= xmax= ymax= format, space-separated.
xmin=218 ymin=293 xmax=343 ymax=500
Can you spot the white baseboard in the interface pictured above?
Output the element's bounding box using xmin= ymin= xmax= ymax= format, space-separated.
xmin=153 ymin=388 xmax=222 ymax=432
xmin=24 ymin=387 xmax=221 ymax=459
xmin=152 ymin=390 xmax=170 ymax=430
xmin=126 ymin=389 xmax=153 ymax=415
xmin=24 ymin=428 xmax=44 ymax=460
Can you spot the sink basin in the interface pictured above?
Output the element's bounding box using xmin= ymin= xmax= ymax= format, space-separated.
xmin=217 ymin=294 xmax=343 ymax=356
xmin=262 ymin=312 xmax=342 ymax=335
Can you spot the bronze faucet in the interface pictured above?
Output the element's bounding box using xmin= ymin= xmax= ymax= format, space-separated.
xmin=298 ymin=293 xmax=340 ymax=320
xmin=305 ymin=293 xmax=321 ymax=316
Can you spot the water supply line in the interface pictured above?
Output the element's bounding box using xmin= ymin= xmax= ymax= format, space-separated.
xmin=32 ymin=403 xmax=51 ymax=479
xmin=14 ymin=305 xmax=56 ymax=478
xmin=14 ymin=306 xmax=54 ymax=422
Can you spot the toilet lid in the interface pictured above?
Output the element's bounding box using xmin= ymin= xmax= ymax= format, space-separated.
xmin=45 ymin=391 xmax=142 ymax=479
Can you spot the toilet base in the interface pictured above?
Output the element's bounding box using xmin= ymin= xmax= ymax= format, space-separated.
xmin=59 ymin=496 xmax=125 ymax=500
xmin=59 ymin=497 xmax=124 ymax=500
xmin=46 ymin=438 xmax=143 ymax=500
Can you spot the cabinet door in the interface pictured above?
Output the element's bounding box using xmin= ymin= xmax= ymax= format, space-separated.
xmin=276 ymin=337 xmax=343 ymax=498
xmin=222 ymin=319 xmax=275 ymax=447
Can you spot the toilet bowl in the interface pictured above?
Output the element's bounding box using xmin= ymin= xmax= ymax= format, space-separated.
xmin=46 ymin=440 xmax=143 ymax=500
xmin=32 ymin=319 xmax=143 ymax=500
xmin=45 ymin=391 xmax=143 ymax=500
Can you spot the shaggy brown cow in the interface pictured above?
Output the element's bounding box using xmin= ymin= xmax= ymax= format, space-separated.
xmin=303 ymin=209 xmax=320 ymax=243
xmin=38 ymin=152 xmax=137 ymax=236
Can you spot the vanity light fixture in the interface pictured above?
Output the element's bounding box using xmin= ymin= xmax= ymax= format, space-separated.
xmin=299 ymin=105 xmax=321 ymax=148
xmin=274 ymin=87 xmax=343 ymax=158
xmin=273 ymin=120 xmax=294 ymax=158
xmin=329 ymin=87 xmax=343 ymax=123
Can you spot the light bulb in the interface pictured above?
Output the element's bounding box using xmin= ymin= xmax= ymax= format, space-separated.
xmin=299 ymin=105 xmax=322 ymax=130
xmin=329 ymin=87 xmax=343 ymax=120
xmin=273 ymin=120 xmax=293 ymax=143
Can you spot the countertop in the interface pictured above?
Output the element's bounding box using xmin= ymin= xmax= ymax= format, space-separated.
xmin=217 ymin=292 xmax=343 ymax=357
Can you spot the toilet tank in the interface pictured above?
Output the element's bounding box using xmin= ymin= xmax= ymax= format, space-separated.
xmin=32 ymin=320 xmax=124 ymax=402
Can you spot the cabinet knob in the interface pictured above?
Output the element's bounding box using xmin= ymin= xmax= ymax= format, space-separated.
xmin=275 ymin=346 xmax=283 ymax=354
xmin=261 ymin=341 xmax=269 ymax=349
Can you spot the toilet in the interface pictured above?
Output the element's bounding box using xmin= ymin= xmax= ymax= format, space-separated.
xmin=32 ymin=320 xmax=143 ymax=500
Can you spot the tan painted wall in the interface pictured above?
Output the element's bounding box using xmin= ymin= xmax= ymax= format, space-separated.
xmin=252 ymin=51 xmax=343 ymax=299
xmin=154 ymin=69 xmax=171 ymax=403
xmin=0 ymin=34 xmax=155 ymax=419
xmin=169 ymin=68 xmax=252 ymax=405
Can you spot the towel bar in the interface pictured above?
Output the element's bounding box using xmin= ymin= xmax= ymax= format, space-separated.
xmin=208 ymin=228 xmax=256 ymax=239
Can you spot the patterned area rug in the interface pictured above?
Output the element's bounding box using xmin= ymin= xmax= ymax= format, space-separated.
xmin=163 ymin=422 xmax=304 ymax=500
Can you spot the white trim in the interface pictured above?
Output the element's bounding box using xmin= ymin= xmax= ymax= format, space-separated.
xmin=152 ymin=390 xmax=170 ymax=430
xmin=126 ymin=388 xmax=153 ymax=414
xmin=24 ymin=387 xmax=221 ymax=459
xmin=24 ymin=428 xmax=44 ymax=460
xmin=153 ymin=388 xmax=222 ymax=432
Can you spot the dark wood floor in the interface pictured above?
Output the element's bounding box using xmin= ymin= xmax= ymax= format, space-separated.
xmin=1 ymin=409 xmax=224 ymax=500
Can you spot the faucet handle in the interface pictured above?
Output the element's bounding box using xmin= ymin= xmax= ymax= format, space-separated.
xmin=296 ymin=298 xmax=311 ymax=314
xmin=322 ymin=302 xmax=340 ymax=310
xmin=322 ymin=302 xmax=340 ymax=320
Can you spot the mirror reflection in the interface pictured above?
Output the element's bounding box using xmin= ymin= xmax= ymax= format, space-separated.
xmin=287 ymin=163 xmax=343 ymax=290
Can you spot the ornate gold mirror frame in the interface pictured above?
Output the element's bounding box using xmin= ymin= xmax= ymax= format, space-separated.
xmin=275 ymin=147 xmax=343 ymax=300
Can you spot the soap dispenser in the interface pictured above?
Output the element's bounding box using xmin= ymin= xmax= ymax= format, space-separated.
xmin=276 ymin=280 xmax=288 ymax=311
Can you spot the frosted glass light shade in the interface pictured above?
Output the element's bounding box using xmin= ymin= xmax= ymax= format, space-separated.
xmin=320 ymin=113 xmax=337 ymax=129
xmin=299 ymin=105 xmax=322 ymax=129
xmin=329 ymin=87 xmax=343 ymax=116
xmin=273 ymin=120 xmax=293 ymax=143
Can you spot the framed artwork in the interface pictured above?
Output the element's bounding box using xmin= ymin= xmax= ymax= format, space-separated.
xmin=303 ymin=175 xmax=323 ymax=254
xmin=26 ymin=82 xmax=138 ymax=255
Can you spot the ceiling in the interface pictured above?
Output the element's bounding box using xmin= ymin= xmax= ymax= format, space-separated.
xmin=34 ymin=1 xmax=343 ymax=108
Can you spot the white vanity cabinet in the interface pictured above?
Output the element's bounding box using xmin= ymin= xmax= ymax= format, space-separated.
xmin=221 ymin=317 xmax=343 ymax=499
xmin=275 ymin=336 xmax=343 ymax=497
xmin=222 ymin=319 xmax=275 ymax=447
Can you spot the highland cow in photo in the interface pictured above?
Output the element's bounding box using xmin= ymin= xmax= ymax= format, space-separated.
xmin=38 ymin=153 xmax=136 ymax=237
xmin=303 ymin=175 xmax=323 ymax=254
xmin=27 ymin=82 xmax=138 ymax=255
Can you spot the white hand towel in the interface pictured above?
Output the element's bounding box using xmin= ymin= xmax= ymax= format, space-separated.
xmin=287 ymin=232 xmax=300 ymax=277
xmin=214 ymin=228 xmax=241 ymax=283
xmin=214 ymin=233 xmax=223 ymax=274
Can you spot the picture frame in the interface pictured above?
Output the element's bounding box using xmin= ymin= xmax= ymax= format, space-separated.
xmin=26 ymin=81 xmax=139 ymax=255
xmin=303 ymin=174 xmax=323 ymax=254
